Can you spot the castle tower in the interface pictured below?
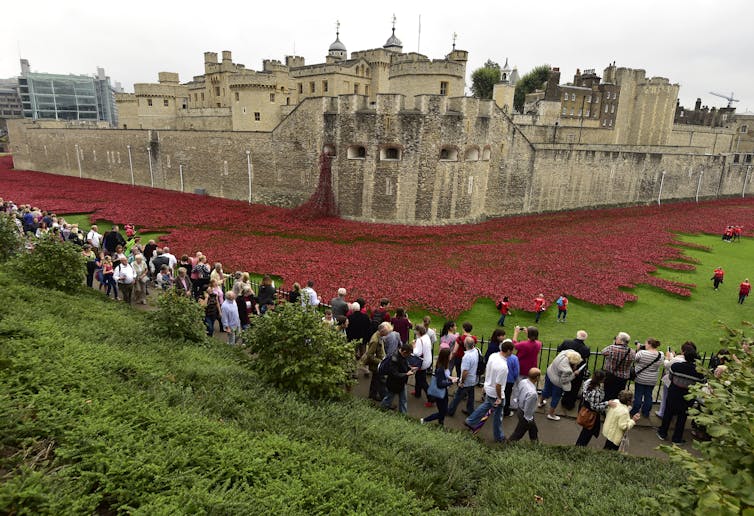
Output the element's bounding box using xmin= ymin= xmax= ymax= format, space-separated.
xmin=383 ymin=14 xmax=403 ymax=53
xmin=328 ymin=20 xmax=347 ymax=62
xmin=500 ymin=58 xmax=511 ymax=83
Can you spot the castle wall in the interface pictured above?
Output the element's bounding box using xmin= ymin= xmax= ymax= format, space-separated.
xmin=668 ymin=124 xmax=734 ymax=154
xmin=7 ymin=96 xmax=752 ymax=226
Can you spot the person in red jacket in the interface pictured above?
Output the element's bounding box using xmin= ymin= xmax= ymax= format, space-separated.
xmin=712 ymin=267 xmax=724 ymax=290
xmin=739 ymin=279 xmax=751 ymax=304
xmin=496 ymin=296 xmax=511 ymax=326
xmin=556 ymin=294 xmax=568 ymax=322
xmin=534 ymin=294 xmax=546 ymax=323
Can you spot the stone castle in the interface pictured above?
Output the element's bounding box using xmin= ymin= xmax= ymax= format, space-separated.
xmin=7 ymin=20 xmax=754 ymax=225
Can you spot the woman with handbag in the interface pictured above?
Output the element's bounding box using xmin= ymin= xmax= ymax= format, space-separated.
xmin=630 ymin=338 xmax=664 ymax=419
xmin=420 ymin=349 xmax=457 ymax=426
xmin=575 ymin=370 xmax=609 ymax=446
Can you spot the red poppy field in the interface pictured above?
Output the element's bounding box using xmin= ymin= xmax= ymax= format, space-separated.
xmin=3 ymin=154 xmax=754 ymax=316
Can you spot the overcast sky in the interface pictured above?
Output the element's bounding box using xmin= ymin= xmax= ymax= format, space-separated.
xmin=1 ymin=0 xmax=752 ymax=111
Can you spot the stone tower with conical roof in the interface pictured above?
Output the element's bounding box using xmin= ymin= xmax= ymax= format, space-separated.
xmin=328 ymin=20 xmax=347 ymax=62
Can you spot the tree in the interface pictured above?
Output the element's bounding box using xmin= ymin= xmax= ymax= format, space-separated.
xmin=646 ymin=324 xmax=754 ymax=514
xmin=513 ymin=64 xmax=551 ymax=113
xmin=14 ymin=233 xmax=85 ymax=293
xmin=0 ymin=214 xmax=22 ymax=262
xmin=243 ymin=302 xmax=355 ymax=399
xmin=471 ymin=59 xmax=501 ymax=99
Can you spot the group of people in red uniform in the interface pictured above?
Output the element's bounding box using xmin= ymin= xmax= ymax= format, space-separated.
xmin=722 ymin=225 xmax=742 ymax=242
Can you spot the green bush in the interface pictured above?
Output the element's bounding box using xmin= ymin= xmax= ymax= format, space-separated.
xmin=148 ymin=289 xmax=207 ymax=343
xmin=243 ymin=302 xmax=355 ymax=399
xmin=649 ymin=324 xmax=754 ymax=514
xmin=0 ymin=213 xmax=22 ymax=262
xmin=13 ymin=233 xmax=84 ymax=292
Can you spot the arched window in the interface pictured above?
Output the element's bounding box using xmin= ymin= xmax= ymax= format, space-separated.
xmin=481 ymin=146 xmax=491 ymax=161
xmin=347 ymin=145 xmax=366 ymax=159
xmin=323 ymin=144 xmax=336 ymax=157
xmin=380 ymin=146 xmax=401 ymax=161
xmin=439 ymin=146 xmax=458 ymax=161
xmin=464 ymin=147 xmax=480 ymax=161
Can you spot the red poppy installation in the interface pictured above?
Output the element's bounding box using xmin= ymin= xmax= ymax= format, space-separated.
xmin=3 ymin=155 xmax=754 ymax=317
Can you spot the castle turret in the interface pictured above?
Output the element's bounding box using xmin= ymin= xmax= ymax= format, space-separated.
xmin=500 ymin=58 xmax=511 ymax=83
xmin=327 ymin=21 xmax=347 ymax=62
xmin=383 ymin=14 xmax=403 ymax=53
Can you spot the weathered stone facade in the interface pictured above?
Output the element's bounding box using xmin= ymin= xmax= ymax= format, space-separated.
xmin=8 ymin=91 xmax=754 ymax=226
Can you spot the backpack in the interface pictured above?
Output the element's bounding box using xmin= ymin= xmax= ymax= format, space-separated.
xmin=377 ymin=354 xmax=392 ymax=376
xmin=475 ymin=348 xmax=486 ymax=380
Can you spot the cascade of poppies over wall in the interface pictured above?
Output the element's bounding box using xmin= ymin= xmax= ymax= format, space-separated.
xmin=3 ymin=154 xmax=754 ymax=317
xmin=295 ymin=152 xmax=338 ymax=219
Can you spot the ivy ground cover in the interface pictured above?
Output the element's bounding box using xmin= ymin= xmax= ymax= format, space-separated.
xmin=4 ymin=155 xmax=754 ymax=317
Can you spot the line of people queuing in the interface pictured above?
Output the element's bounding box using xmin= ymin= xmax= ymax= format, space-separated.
xmin=3 ymin=201 xmax=731 ymax=451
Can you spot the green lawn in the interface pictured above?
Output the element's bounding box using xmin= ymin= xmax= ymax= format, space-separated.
xmin=390 ymin=233 xmax=753 ymax=356
xmin=60 ymin=213 xmax=164 ymax=245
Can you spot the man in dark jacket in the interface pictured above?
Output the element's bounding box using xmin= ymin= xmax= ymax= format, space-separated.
xmin=380 ymin=343 xmax=416 ymax=414
xmin=557 ymin=330 xmax=590 ymax=410
xmin=346 ymin=300 xmax=372 ymax=358
xmin=102 ymin=225 xmax=126 ymax=256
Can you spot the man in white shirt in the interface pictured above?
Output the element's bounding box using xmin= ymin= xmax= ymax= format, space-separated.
xmin=162 ymin=246 xmax=178 ymax=272
xmin=411 ymin=325 xmax=434 ymax=406
xmin=300 ymin=280 xmax=320 ymax=308
xmin=447 ymin=337 xmax=479 ymax=417
xmin=113 ymin=256 xmax=136 ymax=304
xmin=86 ymin=225 xmax=102 ymax=252
xmin=509 ymin=367 xmax=541 ymax=442
xmin=465 ymin=340 xmax=510 ymax=442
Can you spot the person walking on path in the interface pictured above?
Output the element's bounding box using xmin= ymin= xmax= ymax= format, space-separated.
xmin=221 ymin=291 xmax=241 ymax=346
xmin=739 ymin=279 xmax=751 ymax=304
xmin=508 ymin=367 xmax=540 ymax=442
xmin=465 ymin=340 xmax=511 ymax=443
xmin=575 ymin=370 xmax=609 ymax=446
xmin=381 ymin=343 xmax=417 ymax=414
xmin=601 ymin=332 xmax=634 ymax=401
xmin=420 ymin=349 xmax=457 ymax=426
xmin=447 ymin=337 xmax=479 ymax=417
xmin=712 ymin=267 xmax=724 ymax=290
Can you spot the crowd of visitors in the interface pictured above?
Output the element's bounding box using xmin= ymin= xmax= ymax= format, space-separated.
xmin=4 ymin=200 xmax=744 ymax=452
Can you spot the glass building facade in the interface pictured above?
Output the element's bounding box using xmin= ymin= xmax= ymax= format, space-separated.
xmin=17 ymin=60 xmax=118 ymax=126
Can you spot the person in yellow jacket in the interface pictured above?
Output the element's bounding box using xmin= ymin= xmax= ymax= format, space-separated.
xmin=602 ymin=390 xmax=641 ymax=451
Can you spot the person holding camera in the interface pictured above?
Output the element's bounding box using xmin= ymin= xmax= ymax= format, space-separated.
xmin=513 ymin=326 xmax=542 ymax=383
xmin=630 ymin=338 xmax=664 ymax=419
xmin=380 ymin=343 xmax=418 ymax=414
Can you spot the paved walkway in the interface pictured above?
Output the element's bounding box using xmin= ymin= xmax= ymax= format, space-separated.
xmin=351 ymin=370 xmax=697 ymax=459
xmin=124 ymin=284 xmax=692 ymax=459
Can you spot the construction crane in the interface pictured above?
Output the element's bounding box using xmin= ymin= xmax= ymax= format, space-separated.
xmin=709 ymin=91 xmax=740 ymax=108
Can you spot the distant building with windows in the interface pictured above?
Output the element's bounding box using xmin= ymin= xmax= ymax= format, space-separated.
xmin=0 ymin=78 xmax=22 ymax=118
xmin=17 ymin=59 xmax=118 ymax=127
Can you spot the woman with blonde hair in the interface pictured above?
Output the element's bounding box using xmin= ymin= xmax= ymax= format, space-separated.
xmin=539 ymin=349 xmax=585 ymax=421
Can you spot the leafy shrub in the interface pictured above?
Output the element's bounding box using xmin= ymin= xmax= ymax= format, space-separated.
xmin=13 ymin=233 xmax=84 ymax=292
xmin=243 ymin=302 xmax=355 ymax=399
xmin=649 ymin=324 xmax=754 ymax=514
xmin=0 ymin=213 xmax=22 ymax=262
xmin=148 ymin=289 xmax=207 ymax=343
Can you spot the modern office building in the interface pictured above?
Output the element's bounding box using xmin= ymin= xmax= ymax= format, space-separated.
xmin=18 ymin=59 xmax=118 ymax=126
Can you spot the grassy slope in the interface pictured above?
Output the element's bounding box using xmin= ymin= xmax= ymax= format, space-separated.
xmin=0 ymin=272 xmax=681 ymax=515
